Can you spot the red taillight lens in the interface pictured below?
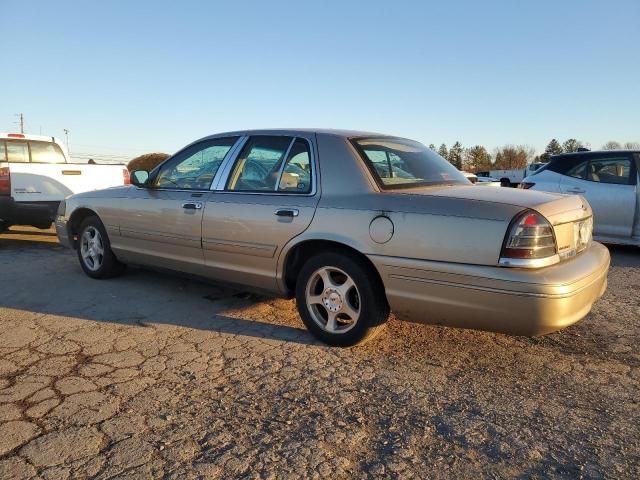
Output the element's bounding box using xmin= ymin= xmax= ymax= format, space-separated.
xmin=122 ymin=168 xmax=131 ymax=185
xmin=500 ymin=210 xmax=557 ymax=265
xmin=0 ymin=167 xmax=10 ymax=194
xmin=519 ymin=182 xmax=535 ymax=189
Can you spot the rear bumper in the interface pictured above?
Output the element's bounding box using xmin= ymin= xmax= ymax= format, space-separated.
xmin=0 ymin=196 xmax=59 ymax=228
xmin=369 ymin=242 xmax=610 ymax=336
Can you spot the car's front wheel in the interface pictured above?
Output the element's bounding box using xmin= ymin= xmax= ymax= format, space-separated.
xmin=76 ymin=216 xmax=125 ymax=279
xmin=295 ymin=251 xmax=389 ymax=346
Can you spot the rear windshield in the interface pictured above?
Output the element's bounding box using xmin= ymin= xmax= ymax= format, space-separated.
xmin=0 ymin=140 xmax=66 ymax=163
xmin=351 ymin=137 xmax=468 ymax=189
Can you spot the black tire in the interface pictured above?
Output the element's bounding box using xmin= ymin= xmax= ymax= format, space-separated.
xmin=500 ymin=178 xmax=511 ymax=187
xmin=295 ymin=251 xmax=389 ymax=347
xmin=76 ymin=216 xmax=125 ymax=279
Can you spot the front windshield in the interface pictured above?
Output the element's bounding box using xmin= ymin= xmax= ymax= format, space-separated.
xmin=352 ymin=137 xmax=468 ymax=189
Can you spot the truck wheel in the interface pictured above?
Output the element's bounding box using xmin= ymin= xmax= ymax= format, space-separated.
xmin=500 ymin=178 xmax=511 ymax=187
xmin=76 ymin=216 xmax=125 ymax=279
xmin=295 ymin=251 xmax=389 ymax=346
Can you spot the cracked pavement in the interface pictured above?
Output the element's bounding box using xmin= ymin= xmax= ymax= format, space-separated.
xmin=0 ymin=228 xmax=638 ymax=479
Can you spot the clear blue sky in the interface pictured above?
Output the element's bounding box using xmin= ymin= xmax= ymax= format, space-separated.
xmin=2 ymin=0 xmax=639 ymax=159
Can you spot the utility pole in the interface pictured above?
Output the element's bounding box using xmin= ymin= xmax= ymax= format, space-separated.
xmin=63 ymin=129 xmax=70 ymax=153
xmin=15 ymin=113 xmax=24 ymax=133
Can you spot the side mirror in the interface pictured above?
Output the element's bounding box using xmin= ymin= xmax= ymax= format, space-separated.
xmin=131 ymin=170 xmax=150 ymax=187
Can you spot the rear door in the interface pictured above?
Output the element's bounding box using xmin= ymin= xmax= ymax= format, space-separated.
xmin=202 ymin=134 xmax=319 ymax=291
xmin=560 ymin=153 xmax=637 ymax=238
xmin=116 ymin=137 xmax=240 ymax=273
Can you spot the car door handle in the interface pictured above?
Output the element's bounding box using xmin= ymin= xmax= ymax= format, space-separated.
xmin=274 ymin=208 xmax=299 ymax=217
xmin=182 ymin=202 xmax=203 ymax=210
xmin=566 ymin=187 xmax=585 ymax=193
xmin=61 ymin=170 xmax=82 ymax=175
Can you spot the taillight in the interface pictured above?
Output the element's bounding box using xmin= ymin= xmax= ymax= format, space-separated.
xmin=499 ymin=210 xmax=558 ymax=268
xmin=0 ymin=167 xmax=10 ymax=195
xmin=122 ymin=168 xmax=131 ymax=185
xmin=519 ymin=182 xmax=535 ymax=189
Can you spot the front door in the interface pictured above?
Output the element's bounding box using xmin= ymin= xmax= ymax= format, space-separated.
xmin=115 ymin=137 xmax=240 ymax=273
xmin=202 ymin=134 xmax=319 ymax=291
xmin=560 ymin=153 xmax=637 ymax=238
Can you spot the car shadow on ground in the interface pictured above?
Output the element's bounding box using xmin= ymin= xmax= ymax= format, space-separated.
xmin=0 ymin=228 xmax=321 ymax=346
xmin=1 ymin=228 xmax=637 ymax=353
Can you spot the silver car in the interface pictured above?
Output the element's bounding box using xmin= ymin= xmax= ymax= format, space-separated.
xmin=522 ymin=150 xmax=640 ymax=246
xmin=56 ymin=129 xmax=609 ymax=346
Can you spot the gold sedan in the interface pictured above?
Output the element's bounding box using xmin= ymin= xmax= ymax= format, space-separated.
xmin=56 ymin=130 xmax=609 ymax=346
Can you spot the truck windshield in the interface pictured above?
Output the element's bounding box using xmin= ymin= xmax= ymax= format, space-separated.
xmin=351 ymin=137 xmax=468 ymax=189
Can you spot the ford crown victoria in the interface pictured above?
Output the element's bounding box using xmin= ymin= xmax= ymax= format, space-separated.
xmin=56 ymin=129 xmax=609 ymax=346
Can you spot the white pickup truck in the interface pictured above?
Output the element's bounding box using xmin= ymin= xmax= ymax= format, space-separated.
xmin=0 ymin=133 xmax=130 ymax=231
xmin=478 ymin=163 xmax=548 ymax=187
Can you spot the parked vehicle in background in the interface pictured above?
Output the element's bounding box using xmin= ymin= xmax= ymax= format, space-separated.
xmin=0 ymin=133 xmax=130 ymax=231
xmin=56 ymin=129 xmax=608 ymax=346
xmin=521 ymin=150 xmax=640 ymax=246
xmin=462 ymin=171 xmax=478 ymax=183
xmin=462 ymin=172 xmax=501 ymax=187
xmin=475 ymin=176 xmax=501 ymax=187
xmin=478 ymin=163 xmax=547 ymax=187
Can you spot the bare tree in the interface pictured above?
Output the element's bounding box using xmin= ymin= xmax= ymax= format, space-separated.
xmin=623 ymin=141 xmax=640 ymax=149
xmin=602 ymin=141 xmax=622 ymax=150
xmin=463 ymin=145 xmax=492 ymax=172
xmin=493 ymin=145 xmax=534 ymax=170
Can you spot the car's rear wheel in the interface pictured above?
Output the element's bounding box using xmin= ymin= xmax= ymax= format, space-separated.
xmin=77 ymin=216 xmax=125 ymax=279
xmin=295 ymin=251 xmax=389 ymax=346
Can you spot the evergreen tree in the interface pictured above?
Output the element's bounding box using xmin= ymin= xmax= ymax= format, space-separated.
xmin=449 ymin=141 xmax=464 ymax=169
xmin=437 ymin=144 xmax=448 ymax=160
xmin=540 ymin=139 xmax=563 ymax=161
xmin=428 ymin=143 xmax=437 ymax=151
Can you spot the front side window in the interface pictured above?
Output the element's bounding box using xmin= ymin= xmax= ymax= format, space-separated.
xmin=30 ymin=142 xmax=66 ymax=163
xmin=154 ymin=137 xmax=237 ymax=190
xmin=6 ymin=141 xmax=29 ymax=163
xmin=226 ymin=136 xmax=293 ymax=192
xmin=588 ymin=157 xmax=633 ymax=185
xmin=352 ymin=137 xmax=468 ymax=189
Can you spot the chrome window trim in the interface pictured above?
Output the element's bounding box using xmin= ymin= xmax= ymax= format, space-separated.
xmin=210 ymin=136 xmax=249 ymax=191
xmin=274 ymin=137 xmax=297 ymax=190
xmin=212 ymin=134 xmax=318 ymax=197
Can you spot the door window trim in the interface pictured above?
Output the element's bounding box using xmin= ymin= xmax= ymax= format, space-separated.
xmin=212 ymin=134 xmax=318 ymax=196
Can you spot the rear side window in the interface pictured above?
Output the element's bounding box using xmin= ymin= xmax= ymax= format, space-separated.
xmin=0 ymin=142 xmax=5 ymax=162
xmin=588 ymin=157 xmax=633 ymax=185
xmin=6 ymin=141 xmax=30 ymax=163
xmin=278 ymin=139 xmax=312 ymax=193
xmin=352 ymin=137 xmax=467 ymax=189
xmin=227 ymin=136 xmax=293 ymax=192
xmin=30 ymin=141 xmax=66 ymax=163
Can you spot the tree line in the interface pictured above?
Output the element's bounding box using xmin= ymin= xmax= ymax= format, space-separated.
xmin=430 ymin=139 xmax=640 ymax=173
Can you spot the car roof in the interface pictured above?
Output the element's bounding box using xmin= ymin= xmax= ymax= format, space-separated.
xmin=551 ymin=149 xmax=640 ymax=160
xmin=199 ymin=128 xmax=399 ymax=140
